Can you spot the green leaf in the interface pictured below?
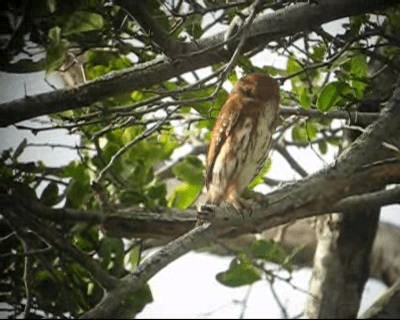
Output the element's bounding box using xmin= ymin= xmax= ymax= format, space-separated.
xmin=286 ymin=57 xmax=302 ymax=86
xmin=292 ymin=124 xmax=308 ymax=142
xmin=121 ymin=127 xmax=142 ymax=144
xmin=143 ymin=0 xmax=169 ymax=30
xmin=98 ymin=237 xmax=124 ymax=271
xmin=298 ymin=87 xmax=312 ymax=109
xmin=119 ymin=284 xmax=153 ymax=317
xmin=327 ymin=137 xmax=341 ymax=146
xmin=317 ymin=81 xmax=351 ymax=112
xmin=72 ymin=225 xmax=98 ymax=252
xmin=46 ymin=43 xmax=66 ymax=72
xmin=66 ymin=179 xmax=91 ymax=208
xmin=228 ymin=70 xmax=238 ymax=84
xmin=181 ymin=87 xmax=213 ymax=117
xmin=40 ymin=182 xmax=59 ymax=206
xmin=47 ymin=0 xmax=56 ymax=13
xmin=172 ymin=155 xmax=204 ymax=186
xmin=168 ymin=182 xmax=202 ymax=210
xmin=187 ymin=18 xmax=203 ymax=39
xmin=216 ymin=255 xmax=261 ymax=287
xmin=305 ymin=122 xmax=318 ymax=141
xmin=62 ymin=161 xmax=88 ymax=180
xmin=318 ymin=140 xmax=328 ymax=154
xmin=145 ymin=180 xmax=167 ymax=206
xmin=103 ymin=141 xmax=120 ymax=163
xmin=131 ymin=90 xmax=145 ymax=102
xmin=61 ymin=11 xmax=104 ymax=35
xmin=350 ymin=54 xmax=368 ymax=78
xmin=128 ymin=246 xmax=141 ymax=270
xmin=248 ymin=158 xmax=271 ymax=189
xmin=215 ymin=89 xmax=229 ymax=112
xmin=350 ymin=54 xmax=368 ymax=98
xmin=48 ymin=26 xmax=61 ymax=43
xmin=46 ymin=27 xmax=67 ymax=73
xmin=387 ymin=10 xmax=400 ymax=34
xmin=251 ymin=239 xmax=292 ymax=271
xmin=126 ymin=133 xmax=179 ymax=168
xmin=120 ymin=189 xmax=146 ymax=206
xmin=238 ymin=55 xmax=254 ymax=73
xmin=126 ymin=161 xmax=153 ymax=188
xmin=263 ymin=65 xmax=284 ymax=77
xmin=349 ymin=14 xmax=368 ymax=34
xmin=311 ymin=43 xmax=326 ymax=62
xmin=12 ymin=138 xmax=27 ymax=161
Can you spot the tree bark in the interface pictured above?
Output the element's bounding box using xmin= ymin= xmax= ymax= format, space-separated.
xmin=304 ymin=36 xmax=399 ymax=317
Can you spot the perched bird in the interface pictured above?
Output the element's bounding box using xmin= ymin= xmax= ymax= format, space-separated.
xmin=204 ymin=72 xmax=280 ymax=212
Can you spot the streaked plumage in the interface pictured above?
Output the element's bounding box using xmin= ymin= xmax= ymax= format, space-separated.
xmin=205 ymin=72 xmax=280 ymax=210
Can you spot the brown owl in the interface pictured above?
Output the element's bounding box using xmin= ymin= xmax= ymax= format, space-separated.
xmin=205 ymin=72 xmax=280 ymax=211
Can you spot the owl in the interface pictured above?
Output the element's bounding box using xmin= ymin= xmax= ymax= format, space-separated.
xmin=204 ymin=72 xmax=280 ymax=212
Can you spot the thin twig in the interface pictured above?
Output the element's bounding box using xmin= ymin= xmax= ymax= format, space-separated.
xmin=275 ymin=143 xmax=308 ymax=178
xmin=268 ymin=280 xmax=289 ymax=319
xmin=238 ymin=285 xmax=253 ymax=319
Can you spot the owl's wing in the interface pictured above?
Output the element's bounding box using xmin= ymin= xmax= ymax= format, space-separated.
xmin=205 ymin=95 xmax=242 ymax=189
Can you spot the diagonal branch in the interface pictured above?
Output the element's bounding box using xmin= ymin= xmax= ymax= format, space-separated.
xmin=360 ymin=279 xmax=400 ymax=319
xmin=118 ymin=0 xmax=184 ymax=57
xmin=81 ymin=222 xmax=214 ymax=319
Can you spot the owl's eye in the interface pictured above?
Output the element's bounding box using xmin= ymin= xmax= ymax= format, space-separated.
xmin=240 ymin=87 xmax=253 ymax=97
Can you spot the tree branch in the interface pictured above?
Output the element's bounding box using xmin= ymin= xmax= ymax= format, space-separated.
xmin=118 ymin=0 xmax=183 ymax=57
xmin=334 ymin=185 xmax=400 ymax=211
xmin=279 ymin=106 xmax=379 ymax=125
xmin=360 ymin=279 xmax=400 ymax=319
xmin=274 ymin=143 xmax=308 ymax=178
xmin=81 ymin=222 xmax=214 ymax=319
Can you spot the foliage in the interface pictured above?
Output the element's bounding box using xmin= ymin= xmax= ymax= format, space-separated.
xmin=216 ymin=240 xmax=294 ymax=287
xmin=1 ymin=0 xmax=399 ymax=318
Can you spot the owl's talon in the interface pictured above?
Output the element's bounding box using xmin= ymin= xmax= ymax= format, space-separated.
xmin=196 ymin=204 xmax=216 ymax=225
xmin=199 ymin=204 xmax=216 ymax=216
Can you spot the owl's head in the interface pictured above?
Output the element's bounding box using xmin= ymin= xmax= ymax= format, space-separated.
xmin=232 ymin=72 xmax=279 ymax=103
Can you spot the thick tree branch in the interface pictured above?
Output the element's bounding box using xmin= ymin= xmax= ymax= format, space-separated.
xmin=0 ymin=0 xmax=397 ymax=127
xmin=360 ymin=279 xmax=400 ymax=319
xmin=335 ymin=185 xmax=400 ymax=211
xmin=81 ymin=222 xmax=214 ymax=319
xmin=118 ymin=1 xmax=183 ymax=57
